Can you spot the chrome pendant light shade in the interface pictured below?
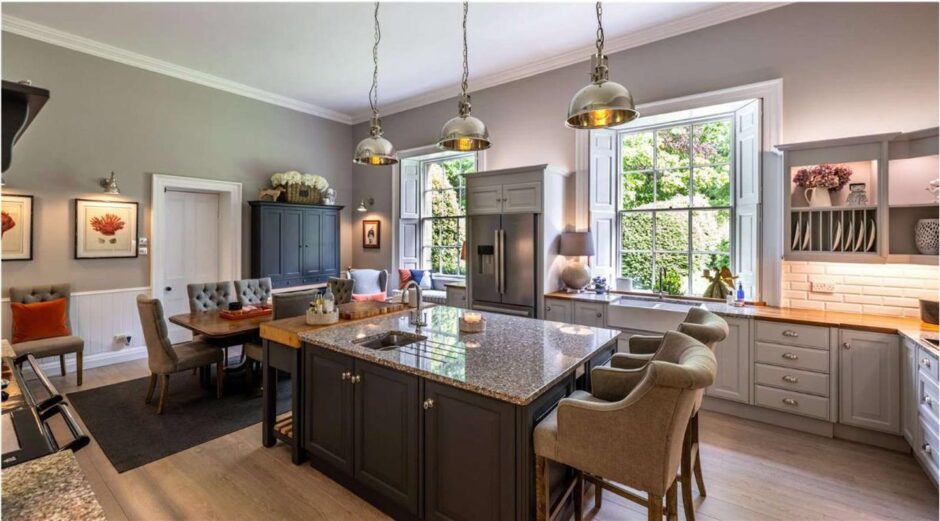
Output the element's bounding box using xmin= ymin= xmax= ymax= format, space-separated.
xmin=354 ymin=2 xmax=398 ymax=166
xmin=565 ymin=2 xmax=638 ymax=129
xmin=438 ymin=2 xmax=491 ymax=152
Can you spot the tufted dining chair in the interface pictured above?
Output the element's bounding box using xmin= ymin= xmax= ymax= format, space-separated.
xmin=186 ymin=281 xmax=235 ymax=312
xmin=328 ymin=277 xmax=354 ymax=305
xmin=9 ymin=284 xmax=84 ymax=385
xmin=534 ymin=332 xmax=717 ymax=521
xmin=136 ymin=295 xmax=225 ymax=414
xmin=235 ymin=278 xmax=273 ymax=306
xmin=612 ymin=306 xmax=729 ymax=521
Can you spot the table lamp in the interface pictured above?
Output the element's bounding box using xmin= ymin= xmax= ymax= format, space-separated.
xmin=559 ymin=231 xmax=594 ymax=292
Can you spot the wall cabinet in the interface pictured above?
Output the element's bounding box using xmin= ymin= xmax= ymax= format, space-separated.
xmin=705 ymin=316 xmax=751 ymax=404
xmin=839 ymin=329 xmax=900 ymax=434
xmin=467 ymin=182 xmax=542 ymax=215
xmin=250 ymin=201 xmax=342 ymax=289
xmin=543 ymin=298 xmax=573 ymax=323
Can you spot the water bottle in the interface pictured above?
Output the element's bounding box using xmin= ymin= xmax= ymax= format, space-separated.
xmin=323 ymin=286 xmax=335 ymax=313
xmin=736 ymin=282 xmax=746 ymax=306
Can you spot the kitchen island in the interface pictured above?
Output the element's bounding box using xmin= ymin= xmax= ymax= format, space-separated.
xmin=260 ymin=305 xmax=620 ymax=521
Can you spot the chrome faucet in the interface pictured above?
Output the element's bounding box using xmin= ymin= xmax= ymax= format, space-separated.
xmin=403 ymin=280 xmax=427 ymax=327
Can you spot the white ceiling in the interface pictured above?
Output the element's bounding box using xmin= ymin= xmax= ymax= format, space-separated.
xmin=1 ymin=2 xmax=783 ymax=124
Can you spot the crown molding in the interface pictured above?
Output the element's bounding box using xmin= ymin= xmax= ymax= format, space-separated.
xmin=353 ymin=2 xmax=789 ymax=123
xmin=1 ymin=15 xmax=354 ymax=124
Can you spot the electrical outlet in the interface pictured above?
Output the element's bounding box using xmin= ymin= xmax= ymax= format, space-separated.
xmin=811 ymin=281 xmax=836 ymax=293
xmin=114 ymin=335 xmax=132 ymax=346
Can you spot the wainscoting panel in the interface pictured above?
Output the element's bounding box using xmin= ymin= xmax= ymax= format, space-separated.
xmin=1 ymin=286 xmax=151 ymax=371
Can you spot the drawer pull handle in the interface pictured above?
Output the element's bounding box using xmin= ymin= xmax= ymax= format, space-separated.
xmin=782 ymin=375 xmax=799 ymax=384
xmin=422 ymin=398 xmax=435 ymax=410
xmin=782 ymin=330 xmax=799 ymax=337
xmin=923 ymin=443 xmax=932 ymax=455
xmin=781 ymin=353 xmax=799 ymax=361
xmin=924 ymin=395 xmax=933 ymax=407
xmin=922 ymin=358 xmax=932 ymax=368
xmin=782 ymin=398 xmax=799 ymax=407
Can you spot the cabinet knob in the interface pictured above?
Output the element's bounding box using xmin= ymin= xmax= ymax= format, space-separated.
xmin=922 ymin=358 xmax=932 ymax=368
xmin=422 ymin=398 xmax=435 ymax=410
xmin=350 ymin=374 xmax=361 ymax=384
xmin=341 ymin=371 xmax=351 ymax=381
xmin=545 ymin=306 xmax=551 ymax=311
xmin=782 ymin=398 xmax=799 ymax=407
xmin=782 ymin=375 xmax=799 ymax=384
xmin=923 ymin=443 xmax=933 ymax=455
xmin=842 ymin=342 xmax=851 ymax=350
xmin=596 ymin=312 xmax=603 ymax=318
xmin=924 ymin=395 xmax=933 ymax=406
xmin=165 ymin=286 xmax=172 ymax=292
xmin=783 ymin=330 xmax=799 ymax=337
xmin=781 ymin=353 xmax=799 ymax=361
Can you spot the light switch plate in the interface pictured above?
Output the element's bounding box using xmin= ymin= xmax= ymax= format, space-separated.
xmin=812 ymin=281 xmax=835 ymax=293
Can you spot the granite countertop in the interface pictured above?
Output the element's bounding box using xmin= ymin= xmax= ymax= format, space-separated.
xmin=299 ymin=305 xmax=620 ymax=405
xmin=2 ymin=450 xmax=105 ymax=521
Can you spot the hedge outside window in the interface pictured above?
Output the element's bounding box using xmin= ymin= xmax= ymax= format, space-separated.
xmin=419 ymin=154 xmax=476 ymax=276
xmin=619 ymin=117 xmax=733 ymax=296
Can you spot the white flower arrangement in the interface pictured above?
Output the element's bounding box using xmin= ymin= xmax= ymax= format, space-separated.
xmin=270 ymin=171 xmax=329 ymax=191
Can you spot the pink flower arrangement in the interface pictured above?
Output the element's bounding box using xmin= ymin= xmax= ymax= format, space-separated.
xmin=793 ymin=163 xmax=853 ymax=192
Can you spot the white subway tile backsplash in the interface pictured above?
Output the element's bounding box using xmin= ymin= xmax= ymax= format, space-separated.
xmin=782 ymin=261 xmax=938 ymax=318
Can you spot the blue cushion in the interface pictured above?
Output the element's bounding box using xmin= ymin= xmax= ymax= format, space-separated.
xmin=409 ymin=270 xmax=427 ymax=286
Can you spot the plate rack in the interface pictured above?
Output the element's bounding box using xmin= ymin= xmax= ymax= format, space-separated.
xmin=790 ymin=207 xmax=878 ymax=253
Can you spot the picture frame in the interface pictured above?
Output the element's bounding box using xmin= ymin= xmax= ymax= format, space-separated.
xmin=1 ymin=194 xmax=34 ymax=261
xmin=75 ymin=198 xmax=139 ymax=259
xmin=362 ymin=219 xmax=381 ymax=249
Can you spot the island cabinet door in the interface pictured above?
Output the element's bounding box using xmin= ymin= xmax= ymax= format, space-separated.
xmin=353 ymin=360 xmax=420 ymax=515
xmin=423 ymin=381 xmax=515 ymax=521
xmin=305 ymin=348 xmax=355 ymax=473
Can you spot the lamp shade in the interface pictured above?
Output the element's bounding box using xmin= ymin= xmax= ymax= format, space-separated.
xmin=560 ymin=231 xmax=595 ymax=257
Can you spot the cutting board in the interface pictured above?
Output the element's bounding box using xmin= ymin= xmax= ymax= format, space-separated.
xmin=338 ymin=301 xmax=406 ymax=320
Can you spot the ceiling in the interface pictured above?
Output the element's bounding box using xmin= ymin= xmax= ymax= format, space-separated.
xmin=2 ymin=2 xmax=783 ymax=124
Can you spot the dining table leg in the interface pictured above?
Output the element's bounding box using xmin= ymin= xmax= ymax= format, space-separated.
xmin=289 ymin=348 xmax=304 ymax=465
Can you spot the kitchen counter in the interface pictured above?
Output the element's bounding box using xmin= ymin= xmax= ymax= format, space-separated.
xmin=300 ymin=305 xmax=620 ymax=405
xmin=1 ymin=450 xmax=105 ymax=521
xmin=545 ymin=291 xmax=939 ymax=351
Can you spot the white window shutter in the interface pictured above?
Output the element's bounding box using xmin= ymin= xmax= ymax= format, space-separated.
xmin=734 ymin=99 xmax=761 ymax=299
xmin=400 ymin=160 xmax=420 ymax=220
xmin=399 ymin=159 xmax=420 ymax=271
xmin=589 ymin=129 xmax=618 ymax=281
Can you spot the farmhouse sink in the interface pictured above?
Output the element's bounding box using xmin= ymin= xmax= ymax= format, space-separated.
xmin=355 ymin=331 xmax=426 ymax=351
xmin=607 ymin=297 xmax=698 ymax=333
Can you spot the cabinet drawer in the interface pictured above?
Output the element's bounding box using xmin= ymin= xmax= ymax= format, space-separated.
xmin=755 ymin=385 xmax=829 ymax=420
xmin=919 ymin=370 xmax=939 ymax=426
xmin=919 ymin=417 xmax=940 ymax=475
xmin=756 ymin=321 xmax=829 ymax=350
xmin=754 ymin=364 xmax=829 ymax=397
xmin=918 ymin=347 xmax=939 ymax=386
xmin=755 ymin=342 xmax=829 ymax=373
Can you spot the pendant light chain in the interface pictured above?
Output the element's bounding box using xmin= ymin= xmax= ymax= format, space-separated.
xmin=595 ymin=1 xmax=605 ymax=57
xmin=369 ymin=1 xmax=381 ymax=119
xmin=460 ymin=2 xmax=469 ymax=99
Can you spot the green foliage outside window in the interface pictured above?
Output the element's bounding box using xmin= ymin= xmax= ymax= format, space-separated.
xmin=426 ymin=156 xmax=475 ymax=275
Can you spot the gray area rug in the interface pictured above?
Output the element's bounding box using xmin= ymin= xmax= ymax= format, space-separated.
xmin=66 ymin=370 xmax=290 ymax=473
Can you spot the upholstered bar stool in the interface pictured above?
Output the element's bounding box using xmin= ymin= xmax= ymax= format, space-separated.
xmin=9 ymin=284 xmax=84 ymax=385
xmin=614 ymin=307 xmax=729 ymax=521
xmin=534 ymin=331 xmax=717 ymax=521
xmin=242 ymin=289 xmax=317 ymax=391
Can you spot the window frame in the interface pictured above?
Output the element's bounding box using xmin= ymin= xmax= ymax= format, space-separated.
xmin=416 ymin=151 xmax=477 ymax=277
xmin=616 ymin=113 xmax=737 ymax=295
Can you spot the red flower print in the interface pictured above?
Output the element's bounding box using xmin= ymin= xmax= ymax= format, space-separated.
xmin=1 ymin=211 xmax=15 ymax=237
xmin=90 ymin=213 xmax=125 ymax=236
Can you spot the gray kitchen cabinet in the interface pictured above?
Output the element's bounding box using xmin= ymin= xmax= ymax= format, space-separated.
xmin=903 ymin=337 xmax=921 ymax=446
xmin=839 ymin=329 xmax=901 ymax=434
xmin=306 ymin=347 xmax=355 ymax=473
xmin=466 ymin=184 xmax=502 ymax=215
xmin=500 ymin=181 xmax=542 ymax=213
xmin=543 ymin=298 xmax=573 ymax=323
xmin=573 ymin=300 xmax=606 ymax=328
xmin=706 ymin=316 xmax=751 ymax=404
xmin=445 ymin=285 xmax=467 ymax=308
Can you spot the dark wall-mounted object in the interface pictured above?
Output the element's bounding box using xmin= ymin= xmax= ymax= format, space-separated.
xmin=2 ymin=80 xmax=50 ymax=173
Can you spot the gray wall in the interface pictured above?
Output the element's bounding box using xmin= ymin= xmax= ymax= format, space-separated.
xmin=351 ymin=2 xmax=939 ymax=268
xmin=2 ymin=33 xmax=354 ymax=293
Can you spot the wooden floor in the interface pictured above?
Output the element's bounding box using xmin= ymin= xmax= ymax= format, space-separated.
xmin=44 ymin=358 xmax=938 ymax=521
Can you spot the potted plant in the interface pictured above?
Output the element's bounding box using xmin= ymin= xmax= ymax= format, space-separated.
xmin=270 ymin=171 xmax=330 ymax=204
xmin=794 ymin=163 xmax=852 ymax=207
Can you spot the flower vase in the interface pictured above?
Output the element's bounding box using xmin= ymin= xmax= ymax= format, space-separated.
xmin=804 ymin=187 xmax=832 ymax=208
xmin=915 ymin=218 xmax=939 ymax=255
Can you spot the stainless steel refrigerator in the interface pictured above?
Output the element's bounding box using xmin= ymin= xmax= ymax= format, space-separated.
xmin=469 ymin=213 xmax=537 ymax=317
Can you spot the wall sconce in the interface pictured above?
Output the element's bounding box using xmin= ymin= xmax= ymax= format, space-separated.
xmin=357 ymin=197 xmax=374 ymax=212
xmin=101 ymin=172 xmax=120 ymax=194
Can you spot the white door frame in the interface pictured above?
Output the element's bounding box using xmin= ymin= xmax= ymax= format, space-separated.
xmin=151 ymin=174 xmax=243 ymax=306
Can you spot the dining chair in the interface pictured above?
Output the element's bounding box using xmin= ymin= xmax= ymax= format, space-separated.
xmin=235 ymin=278 xmax=273 ymax=306
xmin=9 ymin=284 xmax=84 ymax=386
xmin=328 ymin=277 xmax=354 ymax=305
xmin=243 ymin=289 xmax=318 ymax=391
xmin=534 ymin=331 xmax=716 ymax=521
xmin=186 ymin=281 xmax=235 ymax=312
xmin=613 ymin=307 xmax=729 ymax=521
xmin=136 ymin=295 xmax=225 ymax=414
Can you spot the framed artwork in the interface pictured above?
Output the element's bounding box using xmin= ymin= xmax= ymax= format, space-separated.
xmin=1 ymin=194 xmax=33 ymax=261
xmin=75 ymin=199 xmax=139 ymax=259
xmin=362 ymin=220 xmax=381 ymax=249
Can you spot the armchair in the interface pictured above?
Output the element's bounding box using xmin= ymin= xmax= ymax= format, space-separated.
xmin=346 ymin=268 xmax=388 ymax=300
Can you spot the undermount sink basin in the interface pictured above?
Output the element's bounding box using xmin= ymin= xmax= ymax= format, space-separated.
xmin=355 ymin=331 xmax=426 ymax=351
xmin=608 ymin=297 xmax=697 ymax=333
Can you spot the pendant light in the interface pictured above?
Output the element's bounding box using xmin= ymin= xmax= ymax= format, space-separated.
xmin=565 ymin=2 xmax=638 ymax=129
xmin=438 ymin=2 xmax=490 ymax=152
xmin=354 ymin=2 xmax=398 ymax=166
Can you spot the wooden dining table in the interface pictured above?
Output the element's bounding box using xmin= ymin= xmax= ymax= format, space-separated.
xmin=168 ymin=309 xmax=273 ymax=340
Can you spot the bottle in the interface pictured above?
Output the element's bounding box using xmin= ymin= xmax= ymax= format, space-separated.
xmin=323 ymin=286 xmax=335 ymax=313
xmin=736 ymin=282 xmax=746 ymax=306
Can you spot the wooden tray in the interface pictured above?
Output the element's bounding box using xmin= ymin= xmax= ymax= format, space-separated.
xmin=219 ymin=306 xmax=273 ymax=321
xmin=338 ymin=301 xmax=406 ymax=320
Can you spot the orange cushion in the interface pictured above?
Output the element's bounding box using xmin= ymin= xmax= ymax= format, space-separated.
xmin=11 ymin=298 xmax=70 ymax=344
xmin=351 ymin=292 xmax=387 ymax=302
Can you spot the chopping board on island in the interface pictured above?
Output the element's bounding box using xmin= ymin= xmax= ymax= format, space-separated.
xmin=338 ymin=301 xmax=407 ymax=320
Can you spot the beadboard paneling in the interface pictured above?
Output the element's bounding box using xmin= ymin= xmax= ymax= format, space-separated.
xmin=2 ymin=287 xmax=151 ymax=370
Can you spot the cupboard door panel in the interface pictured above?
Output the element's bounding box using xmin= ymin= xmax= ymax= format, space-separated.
xmin=543 ymin=299 xmax=573 ymax=323
xmin=302 ymin=209 xmax=321 ymax=276
xmin=839 ymin=330 xmax=900 ymax=434
xmin=305 ymin=349 xmax=354 ymax=473
xmin=706 ymin=317 xmax=751 ymax=403
xmin=467 ymin=185 xmax=502 ymax=215
xmin=320 ymin=210 xmax=339 ymax=276
xmin=280 ymin=209 xmax=303 ymax=278
xmin=258 ymin=207 xmax=283 ymax=278
xmin=501 ymin=182 xmax=541 ymax=213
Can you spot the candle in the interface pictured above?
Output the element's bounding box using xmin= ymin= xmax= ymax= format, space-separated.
xmin=463 ymin=312 xmax=482 ymax=324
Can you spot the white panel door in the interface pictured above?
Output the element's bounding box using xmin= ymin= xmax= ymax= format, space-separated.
xmin=705 ymin=316 xmax=751 ymax=403
xmin=164 ymin=190 xmax=220 ymax=343
xmin=467 ymin=184 xmax=503 ymax=215
xmin=839 ymin=329 xmax=901 ymax=434
xmin=501 ymin=182 xmax=542 ymax=213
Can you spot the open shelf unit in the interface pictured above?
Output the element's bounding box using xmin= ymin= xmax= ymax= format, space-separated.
xmin=779 ymin=128 xmax=938 ymax=264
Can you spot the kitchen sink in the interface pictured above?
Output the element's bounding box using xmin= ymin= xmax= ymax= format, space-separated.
xmin=355 ymin=331 xmax=427 ymax=351
xmin=607 ymin=297 xmax=698 ymax=333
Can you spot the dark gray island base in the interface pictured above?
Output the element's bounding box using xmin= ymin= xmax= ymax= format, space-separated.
xmin=263 ymin=305 xmax=620 ymax=521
